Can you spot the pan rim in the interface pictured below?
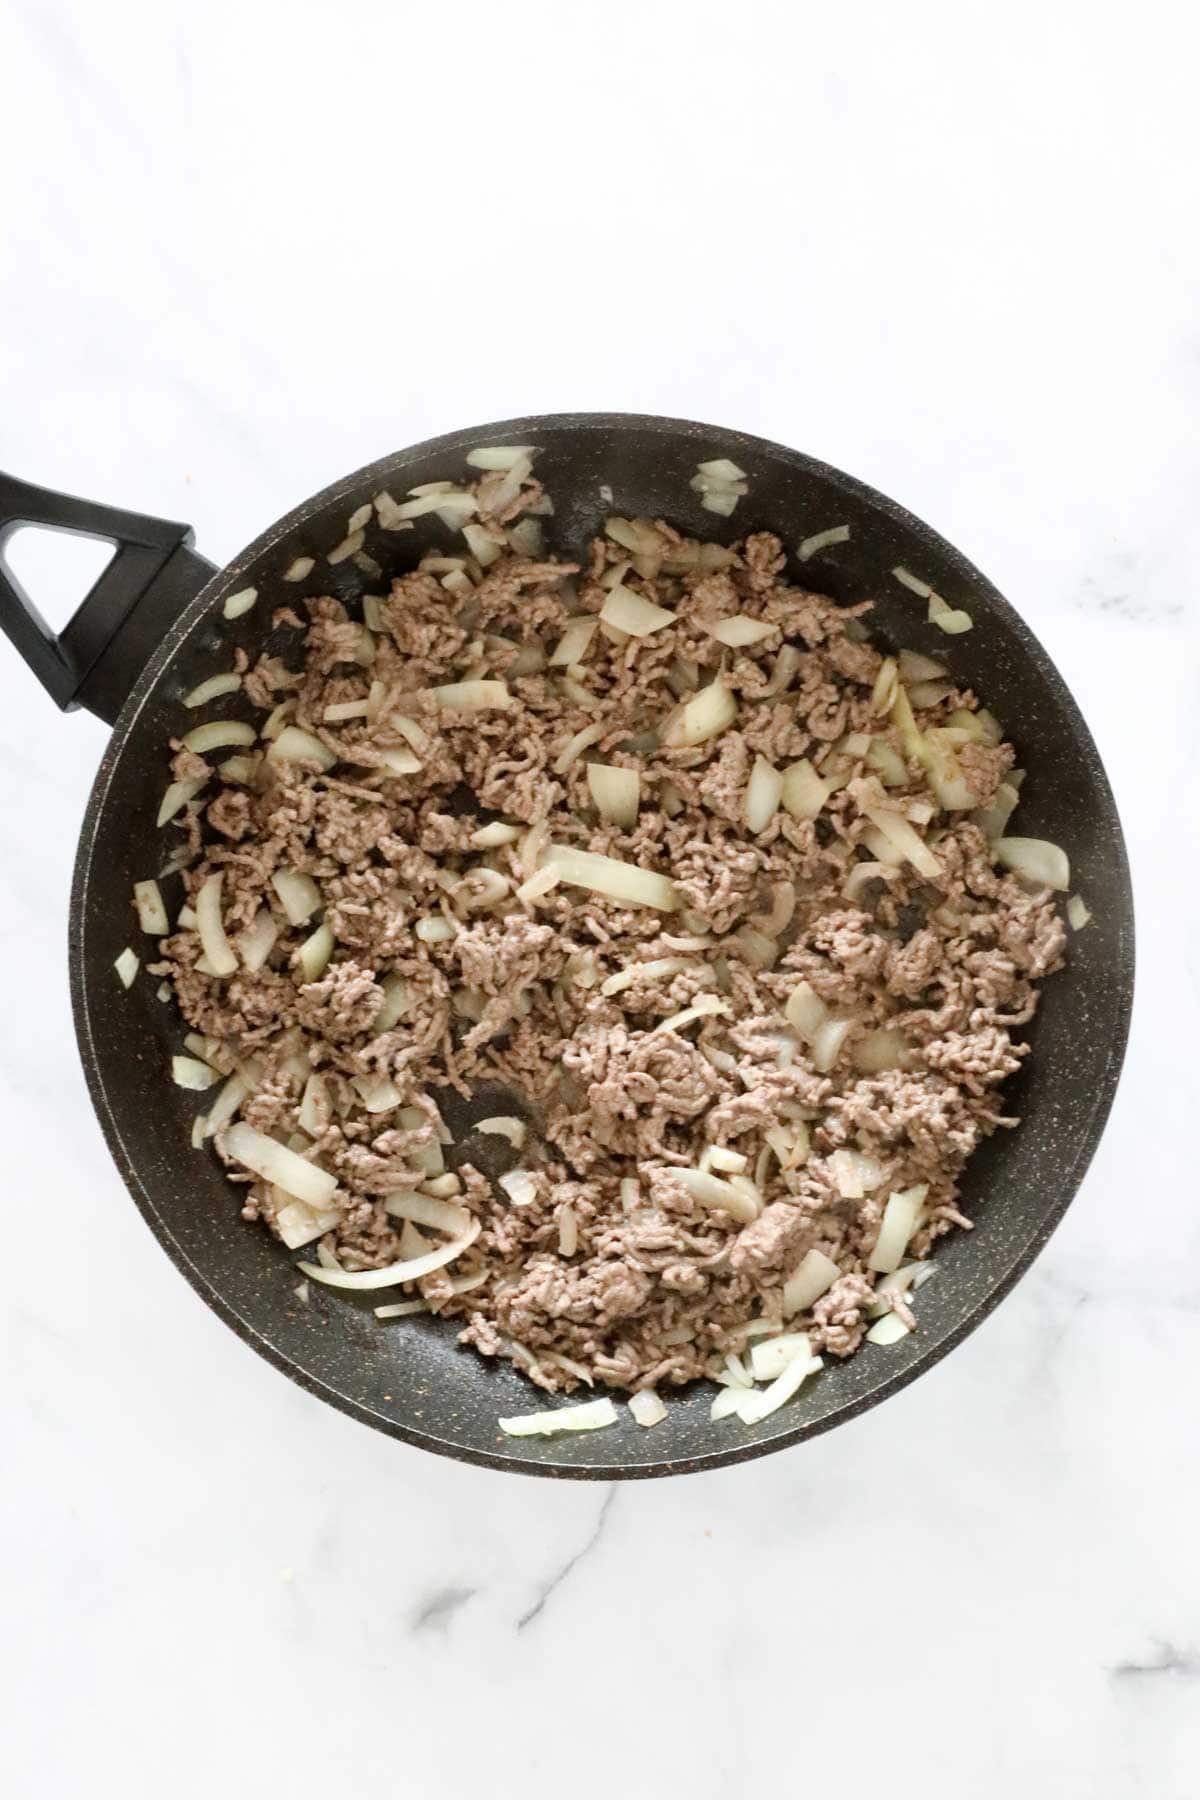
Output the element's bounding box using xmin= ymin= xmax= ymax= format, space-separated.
xmin=68 ymin=411 xmax=1136 ymax=1479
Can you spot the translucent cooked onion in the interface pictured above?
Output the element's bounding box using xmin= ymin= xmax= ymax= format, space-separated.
xmin=587 ymin=762 xmax=640 ymax=829
xmin=928 ymin=592 xmax=974 ymax=634
xmin=470 ymin=821 xmax=520 ymax=848
xmin=295 ymin=921 xmax=333 ymax=982
xmin=898 ymin=649 xmax=947 ymax=683
xmin=661 ymin=680 xmax=736 ymax=748
xmin=781 ymin=758 xmax=829 ymax=820
xmin=749 ymin=1331 xmax=812 ymax=1382
xmin=415 ymin=914 xmax=455 ymax=942
xmin=628 ymin=1390 xmax=667 ymax=1427
xmin=922 ymin=730 xmax=977 ymax=810
xmin=862 ymin=805 xmax=941 ymax=879
xmin=272 ymin=869 xmax=322 ymax=926
xmin=811 ymin=1016 xmax=854 ymax=1073
xmin=749 ymin=880 xmax=796 ymax=938
xmin=327 ymin=528 xmax=364 ymax=565
xmin=219 ymin=754 xmax=258 ymax=785
xmin=222 ymin=586 xmax=257 ymax=620
xmin=299 ymin=1220 xmax=481 ymax=1291
xmin=673 ymin=1167 xmax=759 ymax=1224
xmin=466 ymin=444 xmax=535 ymax=470
xmin=428 ymin=679 xmax=511 ymax=711
xmin=499 ymin=1397 xmax=618 ymax=1437
xmin=552 ymin=722 xmax=605 ymax=774
xmin=394 ymin=487 xmax=477 ymax=522
xmin=892 ymin=565 xmax=932 ymax=599
xmin=462 ymin=522 xmax=504 ymax=567
xmin=182 ymin=719 xmax=256 ymax=755
xmin=868 ymin=1184 xmax=929 ymax=1274
xmin=132 ymin=878 xmax=169 ymax=935
xmin=600 ymin=583 xmax=675 ymax=637
xmin=798 ymin=524 xmax=850 ymax=560
xmin=782 ymin=1248 xmax=841 ymax=1317
xmin=267 ymin=726 xmax=336 ymax=771
xmin=657 ymin=995 xmax=729 ymax=1034
xmin=557 ymin=1204 xmax=578 ymax=1257
xmin=706 ymin=614 xmax=775 ymax=647
xmin=375 ymin=747 xmax=422 ymax=777
xmin=499 ymin=1170 xmax=538 ymax=1206
xmin=297 ymin=1073 xmax=329 ymax=1137
xmin=274 ymin=1198 xmax=340 ymax=1250
xmin=172 ymin=1054 xmax=219 ymax=1091
xmin=156 ymin=775 xmax=207 ymax=827
xmin=994 ymin=836 xmax=1070 ymax=891
xmin=261 ymin=700 xmax=295 ymax=741
xmin=600 ymin=957 xmax=692 ymax=997
xmin=373 ymin=1298 xmax=430 ymax=1319
xmin=475 ymin=1115 xmax=527 ymax=1147
xmin=745 ymin=756 xmax=782 ymax=833
xmin=114 ymin=947 xmax=140 ymax=987
xmin=828 ymin=1148 xmax=885 ymax=1199
xmin=225 ymin=1121 xmax=337 ymax=1207
xmin=738 ymin=1353 xmax=824 ymax=1423
xmin=707 ymin=1145 xmax=748 ymax=1175
xmin=866 ymin=1312 xmax=912 ymax=1345
xmin=696 ymin=457 xmax=747 ymax=483
xmin=542 ymin=844 xmax=678 ymax=912
xmin=383 ymin=1189 xmax=473 ymax=1236
xmin=549 ymin=616 xmax=598 ymax=668
xmin=479 ymin=453 xmax=533 ymax=516
xmin=1067 ymin=894 xmax=1091 ymax=931
xmin=853 ymin=1027 xmax=908 ymax=1073
xmin=699 ymin=487 xmax=740 ymax=517
xmin=196 ymin=872 xmax=238 ymax=977
xmin=515 ymin=866 xmax=561 ymax=904
xmin=784 ymin=979 xmax=827 ymax=1041
xmin=203 ymin=1069 xmax=252 ymax=1138
xmin=323 ymin=699 xmax=371 ymax=722
xmin=184 ymin=672 xmax=242 ymax=708
xmin=283 ymin=556 xmax=315 ymax=582
xmin=373 ymin=973 xmax=409 ymax=1033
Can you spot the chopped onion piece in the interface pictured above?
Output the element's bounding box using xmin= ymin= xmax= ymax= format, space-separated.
xmin=696 ymin=457 xmax=747 ymax=482
xmin=261 ymin=700 xmax=295 ymax=740
xmin=225 ymin=1121 xmax=337 ymax=1207
xmin=828 ymin=1148 xmax=885 ymax=1199
xmin=661 ymin=680 xmax=737 ymax=748
xmin=515 ymin=866 xmax=561 ymax=904
xmin=470 ymin=821 xmax=520 ymax=849
xmin=222 ymin=586 xmax=257 ymax=620
xmin=673 ymin=1167 xmax=759 ymax=1224
xmin=283 ymin=556 xmax=315 ymax=582
xmin=601 ymin=957 xmax=692 ymax=996
xmin=196 ymin=872 xmax=237 ymax=977
xmin=928 ymin=593 xmax=974 ymax=634
xmin=657 ymin=995 xmax=729 ymax=1034
xmin=383 ymin=1189 xmax=472 ymax=1236
xmin=1067 ymin=894 xmax=1091 ymax=931
xmin=798 ymin=524 xmax=850 ymax=560
xmin=784 ymin=979 xmax=827 ymax=1041
xmin=132 ymin=878 xmax=169 ymax=936
xmin=739 ymin=1354 xmax=824 ymax=1424
xmin=749 ymin=1332 xmax=812 ymax=1382
xmin=374 ymin=747 xmax=422 ymax=778
xmin=892 ymin=565 xmax=932 ymax=599
xmin=274 ymin=1199 xmax=340 ymax=1250
xmin=866 ymin=1312 xmax=912 ymax=1345
xmin=272 ymin=869 xmax=322 ymax=927
xmin=297 ymin=1073 xmax=328 ymax=1138
xmin=323 ymin=699 xmax=370 ymax=722
xmin=183 ymin=672 xmax=242 ymax=709
xmin=710 ymin=1386 xmax=746 ymax=1420
xmin=552 ymin=722 xmax=605 ymax=774
xmin=811 ymin=1016 xmax=854 ymax=1073
xmin=699 ymin=487 xmax=740 ymax=516
xmin=853 ymin=1027 xmax=908 ymax=1073
xmin=114 ymin=947 xmax=140 ymax=987
xmin=704 ymin=613 xmax=774 ymax=649
xmin=172 ymin=1054 xmax=219 ymax=1091
xmin=373 ymin=1298 xmax=430 ymax=1319
xmin=707 ymin=1145 xmax=748 ymax=1174
xmin=370 ymin=973 xmax=408 ymax=1033
xmin=408 ymin=481 xmax=455 ymax=497
xmin=898 ymin=650 xmax=947 ymax=683
xmin=781 ymin=758 xmax=830 ymax=820
xmin=299 ymin=1220 xmax=480 ymax=1291
xmin=415 ymin=914 xmax=455 ymax=942
xmin=600 ymin=583 xmax=675 ymax=637
xmin=542 ymin=844 xmax=678 ymax=912
xmin=587 ymin=762 xmax=640 ymax=828
xmin=475 ymin=1115 xmax=527 ymax=1147
xmin=557 ymin=1204 xmax=578 ymax=1257
xmin=157 ymin=775 xmax=207 ymax=827
xmin=294 ymin=921 xmax=333 ymax=983
xmin=203 ymin=1069 xmax=252 ymax=1138
xmin=499 ymin=1397 xmax=618 ymax=1438
xmin=745 ymin=755 xmax=782 ymax=834
xmin=499 ymin=1170 xmax=538 ymax=1207
xmin=994 ymin=836 xmax=1070 ymax=891
xmin=549 ymin=616 xmax=598 ymax=668
xmin=392 ymin=488 xmax=476 ymax=522
xmin=461 ymin=522 xmax=503 ymax=568
xmin=782 ymin=1249 xmax=841 ymax=1317
xmin=429 ymin=679 xmax=511 ymax=711
xmin=327 ymin=529 xmax=364 ymax=564
xmin=218 ymin=754 xmax=258 ymax=785
xmin=628 ymin=1390 xmax=667 ymax=1428
xmin=268 ymin=726 xmax=336 ymax=771
xmin=862 ymin=805 xmax=941 ymax=880
xmin=182 ymin=719 xmax=256 ymax=755
xmin=868 ymin=1184 xmax=929 ymax=1274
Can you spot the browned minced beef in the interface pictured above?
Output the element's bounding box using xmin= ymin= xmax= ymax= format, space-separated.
xmin=149 ymin=472 xmax=1065 ymax=1393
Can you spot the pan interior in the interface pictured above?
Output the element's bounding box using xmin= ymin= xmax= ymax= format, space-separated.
xmin=71 ymin=415 xmax=1133 ymax=1477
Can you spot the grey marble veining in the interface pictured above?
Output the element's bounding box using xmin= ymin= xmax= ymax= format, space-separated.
xmin=1 ymin=3 xmax=1197 ymax=1797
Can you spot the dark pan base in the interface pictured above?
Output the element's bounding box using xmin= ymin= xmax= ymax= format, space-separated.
xmin=69 ymin=415 xmax=1134 ymax=1477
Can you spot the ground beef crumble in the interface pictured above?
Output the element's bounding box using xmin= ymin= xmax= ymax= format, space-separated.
xmin=148 ymin=468 xmax=1066 ymax=1396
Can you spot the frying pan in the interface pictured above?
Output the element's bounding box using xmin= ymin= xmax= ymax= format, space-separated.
xmin=0 ymin=413 xmax=1134 ymax=1478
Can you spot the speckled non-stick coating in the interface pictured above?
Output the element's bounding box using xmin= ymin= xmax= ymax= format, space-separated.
xmin=69 ymin=414 xmax=1134 ymax=1478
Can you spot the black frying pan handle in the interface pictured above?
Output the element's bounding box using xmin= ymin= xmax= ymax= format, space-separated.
xmin=0 ymin=470 xmax=217 ymax=726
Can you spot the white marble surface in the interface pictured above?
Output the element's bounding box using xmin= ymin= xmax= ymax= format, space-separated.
xmin=2 ymin=2 xmax=1198 ymax=1794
